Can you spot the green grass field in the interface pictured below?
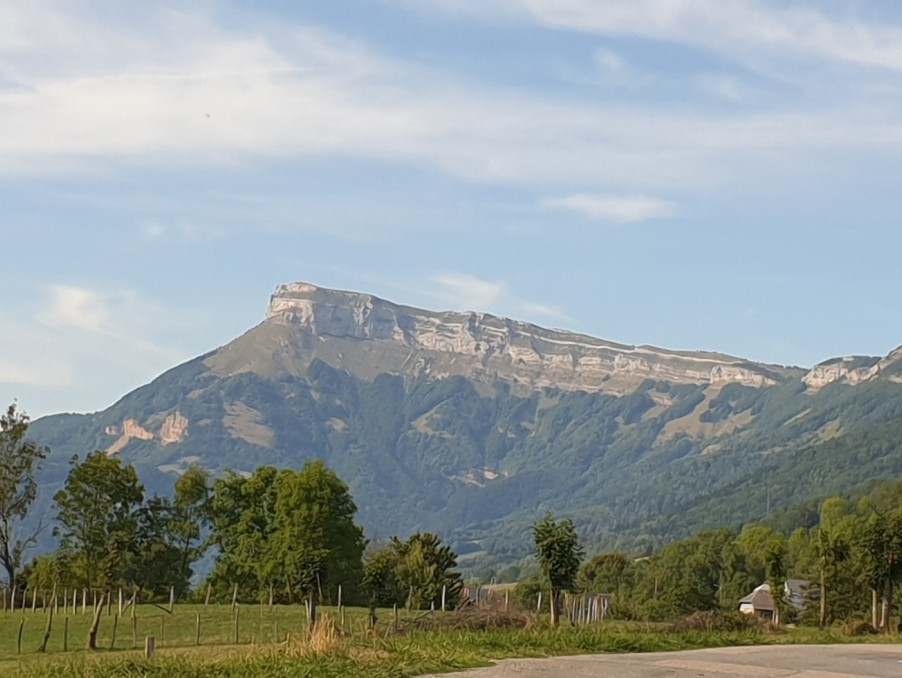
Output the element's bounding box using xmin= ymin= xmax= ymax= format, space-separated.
xmin=0 ymin=605 xmax=897 ymax=677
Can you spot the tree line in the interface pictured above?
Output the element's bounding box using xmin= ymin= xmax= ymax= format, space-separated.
xmin=2 ymin=404 xmax=462 ymax=622
xmin=6 ymin=401 xmax=902 ymax=631
xmin=534 ymin=482 xmax=902 ymax=631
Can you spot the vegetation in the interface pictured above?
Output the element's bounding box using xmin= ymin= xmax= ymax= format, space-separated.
xmin=2 ymin=607 xmax=902 ymax=677
xmin=0 ymin=404 xmax=46 ymax=591
xmin=23 ymin=354 xmax=902 ymax=580
xmin=532 ymin=514 xmax=583 ymax=626
xmin=364 ymin=533 xmax=463 ymax=611
xmin=5 ymin=393 xmax=902 ymax=675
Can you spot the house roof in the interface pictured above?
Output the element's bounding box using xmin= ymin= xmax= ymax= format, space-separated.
xmin=738 ymin=588 xmax=774 ymax=611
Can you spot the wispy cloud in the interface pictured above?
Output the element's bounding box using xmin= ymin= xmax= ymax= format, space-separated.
xmin=542 ymin=194 xmax=678 ymax=223
xmin=141 ymin=219 xmax=223 ymax=243
xmin=3 ymin=2 xmax=902 ymax=195
xmin=429 ymin=273 xmax=565 ymax=321
xmin=413 ymin=0 xmax=902 ymax=75
xmin=0 ymin=283 xmax=206 ymax=414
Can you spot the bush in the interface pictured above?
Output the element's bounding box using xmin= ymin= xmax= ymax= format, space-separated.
xmin=410 ymin=607 xmax=537 ymax=632
xmin=671 ymin=611 xmax=761 ymax=633
xmin=839 ymin=620 xmax=878 ymax=637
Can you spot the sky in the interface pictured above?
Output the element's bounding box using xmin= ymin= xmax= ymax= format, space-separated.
xmin=3 ymin=0 xmax=902 ymax=418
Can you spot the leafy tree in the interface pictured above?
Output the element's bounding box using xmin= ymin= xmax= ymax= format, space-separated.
xmin=267 ymin=461 xmax=365 ymax=623
xmin=22 ymin=554 xmax=71 ymax=594
xmin=206 ymin=466 xmax=280 ymax=600
xmin=53 ymin=452 xmax=144 ymax=590
xmin=0 ymin=404 xmax=47 ymax=591
xmin=816 ymin=498 xmax=851 ymax=628
xmin=765 ymin=539 xmax=787 ymax=625
xmin=123 ymin=496 xmax=186 ymax=600
xmin=363 ymin=543 xmax=404 ymax=609
xmin=391 ymin=532 xmax=462 ymax=610
xmin=171 ymin=465 xmax=210 ymax=590
xmin=858 ymin=508 xmax=902 ymax=632
xmin=532 ymin=513 xmax=583 ymax=626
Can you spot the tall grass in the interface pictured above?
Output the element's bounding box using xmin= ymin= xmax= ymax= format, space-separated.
xmin=7 ymin=610 xmax=901 ymax=677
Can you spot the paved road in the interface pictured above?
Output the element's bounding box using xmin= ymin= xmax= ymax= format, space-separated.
xmin=421 ymin=644 xmax=902 ymax=677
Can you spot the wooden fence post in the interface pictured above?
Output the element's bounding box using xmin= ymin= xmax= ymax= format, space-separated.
xmin=168 ymin=586 xmax=175 ymax=614
xmin=87 ymin=592 xmax=107 ymax=650
xmin=144 ymin=636 xmax=155 ymax=659
xmin=63 ymin=614 xmax=68 ymax=652
xmin=441 ymin=585 xmax=446 ymax=612
xmin=231 ymin=583 xmax=238 ymax=615
xmin=233 ymin=605 xmax=240 ymax=644
xmin=17 ymin=618 xmax=24 ymax=654
xmin=38 ymin=601 xmax=54 ymax=652
xmin=204 ymin=584 xmax=211 ymax=612
xmin=195 ymin=612 xmax=201 ymax=646
xmin=110 ymin=613 xmax=119 ymax=649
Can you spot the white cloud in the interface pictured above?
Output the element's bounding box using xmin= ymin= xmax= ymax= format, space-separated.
xmin=2 ymin=2 xmax=902 ymax=195
xmin=413 ymin=0 xmax=902 ymax=75
xmin=0 ymin=284 xmax=204 ymax=412
xmin=43 ymin=285 xmax=111 ymax=332
xmin=141 ymin=219 xmax=223 ymax=243
xmin=542 ymin=194 xmax=678 ymax=223
xmin=695 ymin=75 xmax=749 ymax=103
xmin=430 ymin=273 xmax=564 ymax=321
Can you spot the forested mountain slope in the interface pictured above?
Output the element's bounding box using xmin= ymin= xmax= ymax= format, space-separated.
xmin=29 ymin=283 xmax=902 ymax=572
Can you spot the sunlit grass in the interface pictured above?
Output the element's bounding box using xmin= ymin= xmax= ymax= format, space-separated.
xmin=2 ymin=606 xmax=899 ymax=677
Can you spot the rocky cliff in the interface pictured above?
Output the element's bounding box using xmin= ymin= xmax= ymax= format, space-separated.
xmin=207 ymin=282 xmax=794 ymax=396
xmin=27 ymin=281 xmax=902 ymax=574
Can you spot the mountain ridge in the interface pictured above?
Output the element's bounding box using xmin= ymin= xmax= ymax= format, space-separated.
xmin=26 ymin=282 xmax=902 ymax=576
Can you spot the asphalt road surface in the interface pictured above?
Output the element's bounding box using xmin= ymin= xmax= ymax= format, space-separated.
xmin=421 ymin=644 xmax=902 ymax=677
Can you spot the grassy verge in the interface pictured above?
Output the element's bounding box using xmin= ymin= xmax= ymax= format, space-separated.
xmin=7 ymin=613 xmax=901 ymax=677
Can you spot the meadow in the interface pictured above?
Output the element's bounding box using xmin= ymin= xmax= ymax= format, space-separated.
xmin=0 ymin=604 xmax=897 ymax=677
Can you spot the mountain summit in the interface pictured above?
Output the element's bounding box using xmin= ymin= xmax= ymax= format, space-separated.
xmin=29 ymin=282 xmax=902 ymax=572
xmin=211 ymin=282 xmax=789 ymax=393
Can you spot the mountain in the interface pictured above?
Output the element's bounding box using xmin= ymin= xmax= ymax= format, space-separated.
xmin=28 ymin=282 xmax=902 ymax=574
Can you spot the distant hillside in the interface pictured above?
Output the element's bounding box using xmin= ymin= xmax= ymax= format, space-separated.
xmin=29 ymin=282 xmax=902 ymax=574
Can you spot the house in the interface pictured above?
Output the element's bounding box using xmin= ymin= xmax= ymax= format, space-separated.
xmin=738 ymin=584 xmax=775 ymax=620
xmin=739 ymin=580 xmax=816 ymax=622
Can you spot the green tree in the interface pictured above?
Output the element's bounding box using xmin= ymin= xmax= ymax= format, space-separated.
xmin=816 ymin=497 xmax=851 ymax=628
xmin=765 ymin=538 xmax=787 ymax=625
xmin=206 ymin=466 xmax=280 ymax=601
xmin=391 ymin=532 xmax=462 ymax=610
xmin=532 ymin=513 xmax=583 ymax=626
xmin=124 ymin=496 xmax=184 ymax=599
xmin=171 ymin=465 xmax=210 ymax=591
xmin=579 ymin=552 xmax=633 ymax=595
xmin=362 ymin=543 xmax=404 ymax=611
xmin=0 ymin=404 xmax=47 ymax=592
xmin=268 ymin=462 xmax=365 ymax=624
xmin=53 ymin=452 xmax=144 ymax=590
xmin=858 ymin=508 xmax=902 ymax=632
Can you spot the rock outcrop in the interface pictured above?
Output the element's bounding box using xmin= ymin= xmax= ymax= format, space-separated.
xmin=106 ymin=412 xmax=188 ymax=454
xmin=216 ymin=282 xmax=791 ymax=395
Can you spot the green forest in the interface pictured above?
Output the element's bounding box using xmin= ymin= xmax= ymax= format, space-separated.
xmin=8 ymin=401 xmax=902 ymax=633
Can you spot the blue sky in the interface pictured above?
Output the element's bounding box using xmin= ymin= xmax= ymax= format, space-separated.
xmin=3 ymin=0 xmax=902 ymax=417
